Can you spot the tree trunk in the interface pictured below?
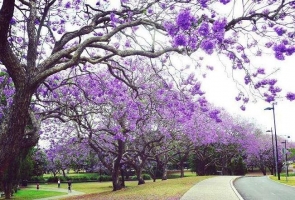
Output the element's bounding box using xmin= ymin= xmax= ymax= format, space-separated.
xmin=3 ymin=183 xmax=12 ymax=199
xmin=120 ymin=166 xmax=125 ymax=188
xmin=136 ymin=168 xmax=145 ymax=185
xmin=162 ymin=163 xmax=168 ymax=180
xmin=0 ymin=88 xmax=39 ymax=175
xmin=196 ymin=160 xmax=206 ymax=176
xmin=180 ymin=161 xmax=184 ymax=178
xmin=112 ymin=139 xmax=124 ymax=191
xmin=62 ymin=169 xmax=66 ymax=177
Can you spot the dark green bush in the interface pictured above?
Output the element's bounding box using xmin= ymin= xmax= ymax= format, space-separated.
xmin=47 ymin=176 xmax=68 ymax=182
xmin=142 ymin=174 xmax=151 ymax=180
xmin=130 ymin=176 xmax=137 ymax=181
xmin=29 ymin=176 xmax=45 ymax=182
xmin=98 ymin=175 xmax=112 ymax=182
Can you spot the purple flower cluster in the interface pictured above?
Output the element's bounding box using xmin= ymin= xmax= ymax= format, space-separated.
xmin=163 ymin=21 xmax=178 ymax=37
xmin=209 ymin=109 xmax=222 ymax=122
xmin=198 ymin=22 xmax=210 ymax=36
xmin=201 ymin=40 xmax=214 ymax=54
xmin=286 ymin=92 xmax=295 ymax=101
xmin=273 ymin=42 xmax=295 ymax=60
xmin=10 ymin=18 xmax=16 ymax=25
xmin=174 ymin=34 xmax=187 ymax=46
xmin=176 ymin=9 xmax=196 ymax=31
xmin=274 ymin=27 xmax=286 ymax=36
xmin=190 ymin=82 xmax=205 ymax=96
xmin=220 ymin=0 xmax=231 ymax=5
xmin=244 ymin=75 xmax=251 ymax=85
xmin=198 ymin=0 xmax=209 ymax=8
xmin=240 ymin=105 xmax=246 ymax=111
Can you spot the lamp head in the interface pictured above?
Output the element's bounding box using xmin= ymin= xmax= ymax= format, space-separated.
xmin=266 ymin=130 xmax=271 ymax=132
xmin=264 ymin=107 xmax=273 ymax=110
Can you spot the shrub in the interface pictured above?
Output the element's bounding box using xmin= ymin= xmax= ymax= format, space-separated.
xmin=130 ymin=176 xmax=137 ymax=181
xmin=29 ymin=176 xmax=46 ymax=182
xmin=47 ymin=176 xmax=68 ymax=182
xmin=142 ymin=174 xmax=151 ymax=180
xmin=98 ymin=175 xmax=112 ymax=182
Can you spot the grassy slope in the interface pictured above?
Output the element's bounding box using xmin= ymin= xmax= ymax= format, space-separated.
xmin=269 ymin=174 xmax=295 ymax=186
xmin=62 ymin=176 xmax=211 ymax=200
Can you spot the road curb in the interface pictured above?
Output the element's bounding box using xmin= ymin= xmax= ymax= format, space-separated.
xmin=231 ymin=176 xmax=244 ymax=200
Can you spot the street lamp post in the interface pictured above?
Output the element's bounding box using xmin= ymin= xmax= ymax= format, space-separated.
xmin=281 ymin=135 xmax=290 ymax=181
xmin=266 ymin=128 xmax=276 ymax=176
xmin=281 ymin=140 xmax=287 ymax=181
xmin=264 ymin=103 xmax=280 ymax=180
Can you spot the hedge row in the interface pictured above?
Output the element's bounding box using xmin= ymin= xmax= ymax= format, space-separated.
xmin=30 ymin=174 xmax=151 ymax=183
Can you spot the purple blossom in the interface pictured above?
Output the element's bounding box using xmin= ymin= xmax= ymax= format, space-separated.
xmin=275 ymin=51 xmax=284 ymax=60
xmin=273 ymin=43 xmax=286 ymax=52
xmin=244 ymin=75 xmax=251 ymax=85
xmin=257 ymin=68 xmax=265 ymax=75
xmin=160 ymin=3 xmax=166 ymax=9
xmin=212 ymin=18 xmax=227 ymax=33
xmin=147 ymin=8 xmax=153 ymax=14
xmin=286 ymin=46 xmax=295 ymax=56
xmin=163 ymin=21 xmax=178 ymax=36
xmin=254 ymin=82 xmax=261 ymax=89
xmin=10 ymin=18 xmax=16 ymax=25
xmin=274 ymin=27 xmax=286 ymax=36
xmin=65 ymin=2 xmax=71 ymax=8
xmin=269 ymin=86 xmax=281 ymax=94
xmin=268 ymin=79 xmax=277 ymax=85
xmin=188 ymin=36 xmax=198 ymax=49
xmin=262 ymin=9 xmax=270 ymax=15
xmin=235 ymin=96 xmax=241 ymax=101
xmin=260 ymin=79 xmax=268 ymax=85
xmin=125 ymin=39 xmax=131 ymax=47
xmin=201 ymin=40 xmax=214 ymax=54
xmin=209 ymin=109 xmax=220 ymax=119
xmin=198 ymin=22 xmax=210 ymax=36
xmin=240 ymin=105 xmax=246 ymax=111
xmin=220 ymin=0 xmax=231 ymax=5
xmin=243 ymin=98 xmax=249 ymax=103
xmin=174 ymin=34 xmax=187 ymax=46
xmin=265 ymin=94 xmax=275 ymax=103
xmin=176 ymin=9 xmax=195 ymax=30
xmin=286 ymin=92 xmax=295 ymax=101
xmin=207 ymin=65 xmax=214 ymax=71
xmin=198 ymin=0 xmax=209 ymax=8
xmin=265 ymin=42 xmax=273 ymax=48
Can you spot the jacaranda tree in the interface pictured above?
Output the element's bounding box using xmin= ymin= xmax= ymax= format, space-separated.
xmin=1 ymin=0 xmax=295 ymax=197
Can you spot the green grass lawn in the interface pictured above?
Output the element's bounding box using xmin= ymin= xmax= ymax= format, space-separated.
xmin=0 ymin=189 xmax=66 ymax=200
xmin=1 ymin=171 xmax=208 ymax=200
xmin=270 ymin=173 xmax=295 ymax=186
xmin=62 ymin=175 xmax=211 ymax=200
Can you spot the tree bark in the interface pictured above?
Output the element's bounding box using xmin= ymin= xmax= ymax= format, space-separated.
xmin=112 ymin=139 xmax=124 ymax=191
xmin=135 ymin=168 xmax=145 ymax=185
xmin=179 ymin=160 xmax=185 ymax=178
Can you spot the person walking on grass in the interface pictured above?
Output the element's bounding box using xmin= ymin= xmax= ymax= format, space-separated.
xmin=68 ymin=180 xmax=72 ymax=193
xmin=58 ymin=178 xmax=60 ymax=188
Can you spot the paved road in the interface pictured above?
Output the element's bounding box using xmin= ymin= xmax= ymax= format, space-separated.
xmin=234 ymin=176 xmax=295 ymax=200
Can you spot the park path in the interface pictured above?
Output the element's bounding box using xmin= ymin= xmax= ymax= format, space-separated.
xmin=180 ymin=176 xmax=243 ymax=200
xmin=34 ymin=188 xmax=85 ymax=200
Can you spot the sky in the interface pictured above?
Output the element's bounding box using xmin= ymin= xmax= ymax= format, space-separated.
xmin=200 ymin=54 xmax=295 ymax=142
